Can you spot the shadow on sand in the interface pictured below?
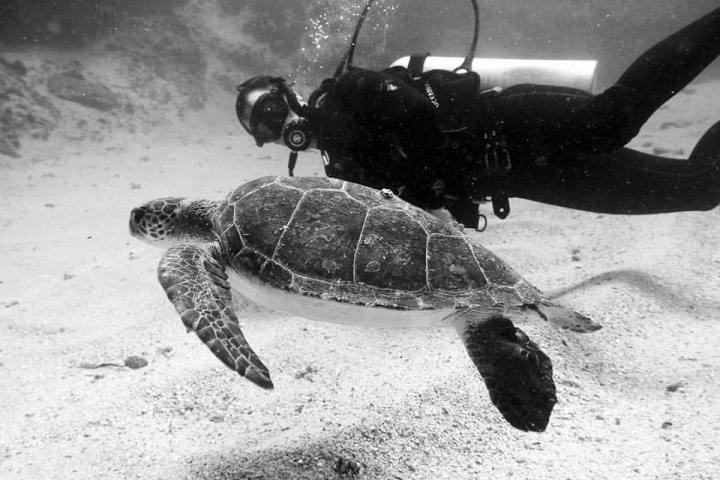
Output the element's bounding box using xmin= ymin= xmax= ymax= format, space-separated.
xmin=184 ymin=434 xmax=386 ymax=480
xmin=546 ymin=268 xmax=720 ymax=314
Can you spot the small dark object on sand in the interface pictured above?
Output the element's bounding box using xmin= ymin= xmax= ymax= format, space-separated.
xmin=666 ymin=382 xmax=683 ymax=393
xmin=79 ymin=355 xmax=148 ymax=370
xmin=124 ymin=355 xmax=148 ymax=369
xmin=334 ymin=456 xmax=361 ymax=475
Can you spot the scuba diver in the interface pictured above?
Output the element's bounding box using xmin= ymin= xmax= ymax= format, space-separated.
xmin=235 ymin=1 xmax=720 ymax=229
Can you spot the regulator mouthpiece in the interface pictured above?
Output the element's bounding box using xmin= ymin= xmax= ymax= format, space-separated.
xmin=283 ymin=119 xmax=313 ymax=151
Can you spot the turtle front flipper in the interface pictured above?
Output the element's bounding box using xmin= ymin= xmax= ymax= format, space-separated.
xmin=157 ymin=243 xmax=273 ymax=389
xmin=450 ymin=307 xmax=556 ymax=432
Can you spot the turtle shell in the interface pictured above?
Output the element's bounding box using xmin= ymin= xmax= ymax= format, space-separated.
xmin=215 ymin=176 xmax=541 ymax=310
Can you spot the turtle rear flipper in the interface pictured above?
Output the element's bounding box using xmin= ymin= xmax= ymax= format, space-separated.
xmin=450 ymin=307 xmax=556 ymax=432
xmin=157 ymin=243 xmax=273 ymax=389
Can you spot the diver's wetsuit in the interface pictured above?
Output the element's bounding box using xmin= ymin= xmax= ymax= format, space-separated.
xmin=311 ymin=6 xmax=720 ymax=226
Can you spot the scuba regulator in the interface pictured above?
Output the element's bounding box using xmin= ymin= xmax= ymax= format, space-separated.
xmin=282 ymin=118 xmax=314 ymax=176
xmin=235 ymin=76 xmax=316 ymax=176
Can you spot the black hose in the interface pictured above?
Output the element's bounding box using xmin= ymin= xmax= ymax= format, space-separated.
xmin=336 ymin=0 xmax=480 ymax=76
xmin=334 ymin=0 xmax=376 ymax=78
xmin=279 ymin=81 xmax=306 ymax=115
xmin=456 ymin=0 xmax=480 ymax=72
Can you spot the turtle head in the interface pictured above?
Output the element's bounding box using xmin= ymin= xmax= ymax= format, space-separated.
xmin=129 ymin=197 xmax=218 ymax=245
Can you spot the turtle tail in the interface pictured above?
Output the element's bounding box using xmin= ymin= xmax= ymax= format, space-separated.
xmin=527 ymin=301 xmax=601 ymax=333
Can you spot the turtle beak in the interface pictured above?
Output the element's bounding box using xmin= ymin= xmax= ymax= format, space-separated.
xmin=129 ymin=206 xmax=147 ymax=237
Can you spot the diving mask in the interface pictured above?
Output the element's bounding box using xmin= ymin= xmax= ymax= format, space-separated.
xmin=236 ymin=76 xmax=291 ymax=147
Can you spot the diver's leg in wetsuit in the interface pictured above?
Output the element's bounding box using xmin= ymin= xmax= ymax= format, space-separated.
xmin=574 ymin=5 xmax=720 ymax=152
xmin=506 ymin=120 xmax=720 ymax=214
xmin=507 ymin=7 xmax=720 ymax=215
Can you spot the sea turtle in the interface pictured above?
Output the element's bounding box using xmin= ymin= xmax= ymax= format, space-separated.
xmin=129 ymin=176 xmax=600 ymax=432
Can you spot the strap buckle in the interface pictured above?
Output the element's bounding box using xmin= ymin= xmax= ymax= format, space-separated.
xmin=492 ymin=193 xmax=510 ymax=219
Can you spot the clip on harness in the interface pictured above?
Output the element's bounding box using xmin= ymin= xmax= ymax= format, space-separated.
xmin=483 ymin=129 xmax=511 ymax=219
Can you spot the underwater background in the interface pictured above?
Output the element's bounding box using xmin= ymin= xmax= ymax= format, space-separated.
xmin=2 ymin=0 xmax=720 ymax=157
xmin=3 ymin=0 xmax=720 ymax=80
xmin=2 ymin=2 xmax=720 ymax=479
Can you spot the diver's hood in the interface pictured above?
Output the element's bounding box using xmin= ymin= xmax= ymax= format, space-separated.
xmin=236 ymin=76 xmax=291 ymax=147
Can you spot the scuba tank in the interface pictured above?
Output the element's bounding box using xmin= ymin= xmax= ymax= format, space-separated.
xmin=390 ymin=56 xmax=598 ymax=93
xmin=281 ymin=0 xmax=599 ymax=178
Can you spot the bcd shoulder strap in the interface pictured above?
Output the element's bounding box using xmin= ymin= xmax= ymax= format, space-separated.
xmin=407 ymin=53 xmax=431 ymax=78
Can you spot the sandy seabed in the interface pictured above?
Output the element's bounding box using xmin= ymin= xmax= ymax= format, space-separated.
xmin=1 ymin=78 xmax=720 ymax=480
